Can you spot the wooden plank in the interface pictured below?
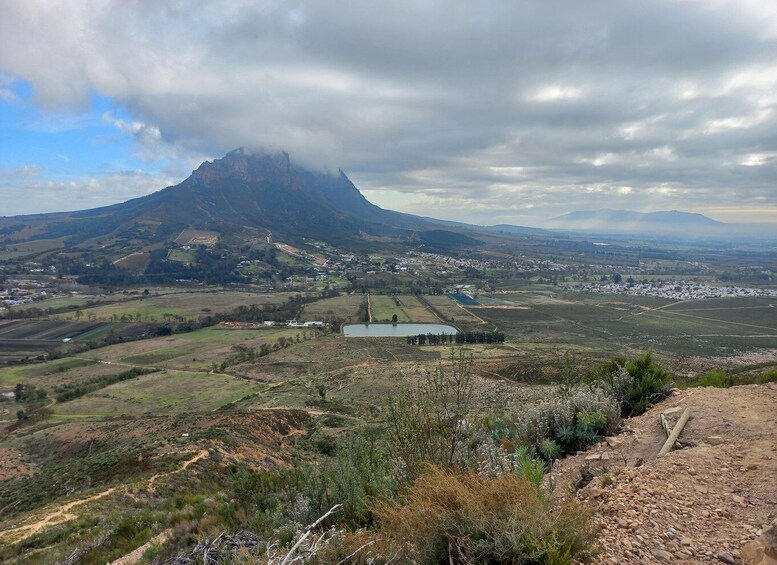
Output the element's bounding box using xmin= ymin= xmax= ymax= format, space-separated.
xmin=659 ymin=407 xmax=691 ymax=456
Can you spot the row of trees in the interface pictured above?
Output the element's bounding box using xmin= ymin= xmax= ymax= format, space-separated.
xmin=406 ymin=331 xmax=506 ymax=346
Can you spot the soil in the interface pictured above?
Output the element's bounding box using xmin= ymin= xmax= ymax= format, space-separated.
xmin=551 ymin=383 xmax=777 ymax=564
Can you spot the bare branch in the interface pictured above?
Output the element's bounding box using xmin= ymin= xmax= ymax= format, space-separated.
xmin=281 ymin=504 xmax=342 ymax=565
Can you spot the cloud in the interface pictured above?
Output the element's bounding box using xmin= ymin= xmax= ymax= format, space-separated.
xmin=0 ymin=0 xmax=776 ymax=223
xmin=0 ymin=169 xmax=180 ymax=215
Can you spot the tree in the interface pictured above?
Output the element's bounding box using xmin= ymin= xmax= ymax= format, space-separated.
xmin=391 ymin=313 xmax=398 ymax=323
xmin=612 ymin=273 xmax=623 ymax=284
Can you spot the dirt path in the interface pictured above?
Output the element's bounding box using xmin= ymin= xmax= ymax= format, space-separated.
xmin=1 ymin=450 xmax=209 ymax=544
xmin=110 ymin=529 xmax=173 ymax=565
xmin=1 ymin=486 xmax=118 ymax=542
xmin=551 ymin=383 xmax=777 ymax=564
xmin=147 ymin=449 xmax=208 ymax=489
xmin=620 ymin=299 xmax=688 ymax=320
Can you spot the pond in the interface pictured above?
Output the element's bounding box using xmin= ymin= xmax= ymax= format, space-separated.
xmin=343 ymin=323 xmax=457 ymax=337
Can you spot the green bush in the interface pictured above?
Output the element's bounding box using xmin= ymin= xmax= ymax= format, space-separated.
xmin=694 ymin=370 xmax=732 ymax=388
xmin=761 ymin=368 xmax=777 ymax=384
xmin=588 ymin=351 xmax=672 ymax=416
xmin=623 ymin=351 xmax=672 ymax=415
xmin=516 ymin=386 xmax=620 ymax=458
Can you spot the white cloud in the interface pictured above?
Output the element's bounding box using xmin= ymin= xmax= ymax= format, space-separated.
xmin=528 ymin=85 xmax=584 ymax=103
xmin=0 ymin=0 xmax=775 ymax=222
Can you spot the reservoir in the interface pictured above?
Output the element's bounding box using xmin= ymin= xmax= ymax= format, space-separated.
xmin=343 ymin=323 xmax=457 ymax=337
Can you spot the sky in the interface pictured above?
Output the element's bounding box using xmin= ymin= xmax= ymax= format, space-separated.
xmin=1 ymin=1 xmax=776 ymax=227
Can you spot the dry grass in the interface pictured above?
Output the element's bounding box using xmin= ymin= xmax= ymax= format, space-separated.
xmin=373 ymin=466 xmax=597 ymax=564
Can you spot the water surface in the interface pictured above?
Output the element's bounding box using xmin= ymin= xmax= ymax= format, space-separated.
xmin=343 ymin=323 xmax=457 ymax=337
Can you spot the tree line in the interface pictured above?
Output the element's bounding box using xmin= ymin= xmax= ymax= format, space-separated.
xmin=407 ymin=330 xmax=505 ymax=345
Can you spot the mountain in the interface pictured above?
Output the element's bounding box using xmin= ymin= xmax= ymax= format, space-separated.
xmin=548 ymin=209 xmax=724 ymax=236
xmin=2 ymin=149 xmax=485 ymax=261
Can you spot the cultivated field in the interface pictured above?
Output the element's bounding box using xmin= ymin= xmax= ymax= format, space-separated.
xmin=0 ymin=320 xmax=134 ymax=363
xmin=59 ymin=290 xmax=296 ymax=321
xmin=78 ymin=326 xmax=309 ymax=372
xmin=298 ymin=293 xmax=366 ymax=322
xmin=369 ymin=294 xmax=440 ymax=323
xmin=421 ymin=295 xmax=487 ymax=328
xmin=470 ymin=291 xmax=777 ymax=359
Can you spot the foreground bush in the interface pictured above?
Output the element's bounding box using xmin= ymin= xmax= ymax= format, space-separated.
xmin=586 ymin=350 xmax=672 ymax=416
xmin=516 ymin=385 xmax=620 ymax=458
xmin=761 ymin=368 xmax=777 ymax=384
xmin=375 ymin=466 xmax=597 ymax=564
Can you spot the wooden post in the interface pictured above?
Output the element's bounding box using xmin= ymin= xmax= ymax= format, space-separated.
xmin=659 ymin=407 xmax=691 ymax=456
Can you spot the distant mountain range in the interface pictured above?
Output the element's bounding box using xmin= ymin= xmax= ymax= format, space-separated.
xmin=1 ymin=150 xmax=761 ymax=272
xmin=548 ymin=208 xmax=725 ymax=235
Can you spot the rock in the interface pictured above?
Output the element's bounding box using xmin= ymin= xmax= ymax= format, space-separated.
xmin=732 ymin=494 xmax=746 ymax=504
xmin=762 ymin=520 xmax=777 ymax=555
xmin=585 ymin=453 xmax=602 ymax=461
xmin=652 ymin=549 xmax=673 ymax=561
xmin=741 ymin=541 xmax=764 ymax=564
xmin=718 ymin=551 xmax=736 ymax=564
xmin=707 ymin=436 xmax=725 ymax=445
xmin=681 ymin=537 xmax=693 ymax=546
xmin=606 ymin=436 xmax=623 ymax=448
xmin=666 ymin=528 xmax=678 ymax=540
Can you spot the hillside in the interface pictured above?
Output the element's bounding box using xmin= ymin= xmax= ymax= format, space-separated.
xmin=552 ymin=383 xmax=777 ymax=564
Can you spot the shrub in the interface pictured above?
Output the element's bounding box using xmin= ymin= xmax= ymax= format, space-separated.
xmin=516 ymin=385 xmax=620 ymax=457
xmin=587 ymin=351 xmax=672 ymax=416
xmin=385 ymin=350 xmax=473 ymax=479
xmin=376 ymin=466 xmax=597 ymax=564
xmin=623 ymin=351 xmax=672 ymax=415
xmin=694 ymin=370 xmax=732 ymax=388
xmin=761 ymin=368 xmax=777 ymax=384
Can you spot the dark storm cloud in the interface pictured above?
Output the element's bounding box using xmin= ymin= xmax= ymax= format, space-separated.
xmin=0 ymin=0 xmax=775 ymax=222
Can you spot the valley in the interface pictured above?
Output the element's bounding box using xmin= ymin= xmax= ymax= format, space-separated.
xmin=0 ymin=151 xmax=775 ymax=564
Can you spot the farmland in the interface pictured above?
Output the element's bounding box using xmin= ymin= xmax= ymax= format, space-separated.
xmin=470 ymin=291 xmax=777 ymax=359
xmin=369 ymin=294 xmax=441 ymax=323
xmin=53 ymin=370 xmax=263 ymax=417
xmin=0 ymin=320 xmax=137 ymax=363
xmin=298 ymin=293 xmax=366 ymax=322
xmin=56 ymin=290 xmax=297 ymax=321
xmin=420 ymin=294 xmax=486 ymax=329
xmin=79 ymin=325 xmax=308 ymax=372
xmin=0 ymin=285 xmax=775 ymax=563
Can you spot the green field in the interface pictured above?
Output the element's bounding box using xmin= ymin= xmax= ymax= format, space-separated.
xmin=54 ymin=370 xmax=263 ymax=417
xmin=78 ymin=326 xmax=307 ymax=371
xmin=369 ymin=294 xmax=440 ymax=323
xmin=0 ymin=237 xmax=65 ymax=260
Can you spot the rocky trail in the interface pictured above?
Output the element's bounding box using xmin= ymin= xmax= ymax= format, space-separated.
xmin=552 ymin=383 xmax=777 ymax=564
